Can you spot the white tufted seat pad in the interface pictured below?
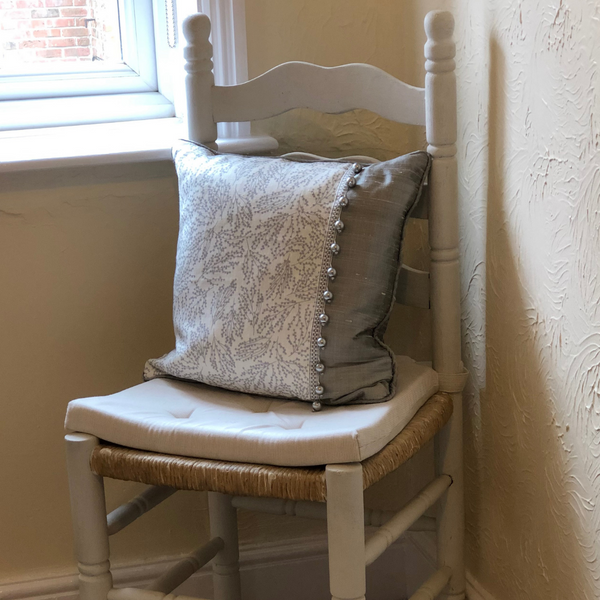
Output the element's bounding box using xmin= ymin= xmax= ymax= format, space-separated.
xmin=65 ymin=356 xmax=438 ymax=467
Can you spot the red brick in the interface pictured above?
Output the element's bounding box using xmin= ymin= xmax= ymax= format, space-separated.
xmin=31 ymin=7 xmax=57 ymax=16
xmin=15 ymin=0 xmax=43 ymax=7
xmin=53 ymin=17 xmax=73 ymax=26
xmin=45 ymin=0 xmax=72 ymax=5
xmin=29 ymin=18 xmax=48 ymax=27
xmin=64 ymin=45 xmax=88 ymax=56
xmin=16 ymin=17 xmax=39 ymax=27
xmin=36 ymin=47 xmax=61 ymax=57
xmin=60 ymin=26 xmax=87 ymax=36
xmin=32 ymin=27 xmax=60 ymax=36
xmin=7 ymin=8 xmax=28 ymax=17
xmin=59 ymin=6 xmax=84 ymax=16
xmin=20 ymin=38 xmax=46 ymax=48
xmin=48 ymin=36 xmax=75 ymax=46
xmin=76 ymin=36 xmax=88 ymax=45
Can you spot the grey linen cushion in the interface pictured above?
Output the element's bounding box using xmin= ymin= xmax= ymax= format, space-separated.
xmin=144 ymin=140 xmax=430 ymax=405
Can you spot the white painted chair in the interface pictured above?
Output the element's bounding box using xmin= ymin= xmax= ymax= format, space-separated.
xmin=65 ymin=10 xmax=466 ymax=600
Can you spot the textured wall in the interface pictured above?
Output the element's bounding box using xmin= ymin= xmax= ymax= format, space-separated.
xmin=453 ymin=0 xmax=600 ymax=598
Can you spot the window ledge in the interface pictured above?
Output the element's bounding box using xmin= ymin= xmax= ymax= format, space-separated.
xmin=0 ymin=118 xmax=278 ymax=173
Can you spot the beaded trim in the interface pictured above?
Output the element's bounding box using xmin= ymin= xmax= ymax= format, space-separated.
xmin=309 ymin=162 xmax=364 ymax=411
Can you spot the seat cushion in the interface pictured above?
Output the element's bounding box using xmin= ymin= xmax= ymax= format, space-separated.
xmin=144 ymin=141 xmax=431 ymax=406
xmin=65 ymin=356 xmax=438 ymax=467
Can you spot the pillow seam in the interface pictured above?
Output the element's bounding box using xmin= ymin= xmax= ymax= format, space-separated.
xmin=309 ymin=163 xmax=356 ymax=402
xmin=373 ymin=152 xmax=433 ymax=403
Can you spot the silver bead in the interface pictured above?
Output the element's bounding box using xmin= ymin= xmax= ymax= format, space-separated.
xmin=315 ymin=362 xmax=325 ymax=373
xmin=330 ymin=242 xmax=340 ymax=255
xmin=312 ymin=401 xmax=322 ymax=412
xmin=338 ymin=195 xmax=349 ymax=208
xmin=323 ymin=290 xmax=333 ymax=302
xmin=334 ymin=220 xmax=344 ymax=233
xmin=347 ymin=176 xmax=356 ymax=188
xmin=317 ymin=337 xmax=327 ymax=347
xmin=353 ymin=163 xmax=363 ymax=174
xmin=315 ymin=385 xmax=324 ymax=395
xmin=327 ymin=266 xmax=337 ymax=280
xmin=319 ymin=313 xmax=329 ymax=325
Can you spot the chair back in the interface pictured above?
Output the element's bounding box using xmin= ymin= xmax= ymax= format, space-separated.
xmin=181 ymin=11 xmax=461 ymax=379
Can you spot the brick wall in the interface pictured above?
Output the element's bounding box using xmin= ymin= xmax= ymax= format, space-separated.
xmin=88 ymin=0 xmax=120 ymax=64
xmin=0 ymin=0 xmax=120 ymax=66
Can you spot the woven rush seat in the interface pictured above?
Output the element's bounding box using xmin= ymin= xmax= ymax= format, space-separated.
xmin=66 ymin=356 xmax=438 ymax=468
xmin=89 ymin=392 xmax=452 ymax=502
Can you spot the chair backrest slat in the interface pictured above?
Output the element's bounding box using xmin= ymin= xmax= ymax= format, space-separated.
xmin=396 ymin=265 xmax=430 ymax=309
xmin=212 ymin=62 xmax=425 ymax=126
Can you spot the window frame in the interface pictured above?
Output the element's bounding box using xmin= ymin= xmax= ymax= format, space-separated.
xmin=0 ymin=0 xmax=278 ymax=163
xmin=0 ymin=0 xmax=175 ymax=130
xmin=0 ymin=0 xmax=158 ymax=101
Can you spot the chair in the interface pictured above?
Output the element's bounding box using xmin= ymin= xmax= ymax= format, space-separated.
xmin=65 ymin=9 xmax=467 ymax=600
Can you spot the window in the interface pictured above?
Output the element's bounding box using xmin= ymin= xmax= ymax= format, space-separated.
xmin=0 ymin=0 xmax=177 ymax=129
xmin=0 ymin=0 xmax=276 ymax=169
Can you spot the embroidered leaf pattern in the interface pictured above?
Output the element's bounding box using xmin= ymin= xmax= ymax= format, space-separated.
xmin=145 ymin=141 xmax=347 ymax=400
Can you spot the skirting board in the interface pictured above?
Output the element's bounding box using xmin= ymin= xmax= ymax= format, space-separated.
xmin=406 ymin=532 xmax=498 ymax=600
xmin=1 ymin=533 xmax=497 ymax=600
xmin=1 ymin=535 xmax=409 ymax=600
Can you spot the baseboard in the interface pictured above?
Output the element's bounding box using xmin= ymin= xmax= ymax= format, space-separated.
xmin=1 ymin=535 xmax=411 ymax=600
xmin=464 ymin=574 xmax=498 ymax=600
xmin=1 ymin=533 xmax=498 ymax=600
xmin=405 ymin=532 xmax=498 ymax=600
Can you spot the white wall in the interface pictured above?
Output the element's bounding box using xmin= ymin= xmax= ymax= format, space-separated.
xmin=452 ymin=0 xmax=600 ymax=597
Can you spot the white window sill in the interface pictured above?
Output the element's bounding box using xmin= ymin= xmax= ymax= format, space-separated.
xmin=0 ymin=93 xmax=176 ymax=132
xmin=0 ymin=118 xmax=278 ymax=173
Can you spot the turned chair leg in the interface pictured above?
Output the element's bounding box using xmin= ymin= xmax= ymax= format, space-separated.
xmin=435 ymin=393 xmax=466 ymax=600
xmin=326 ymin=463 xmax=366 ymax=600
xmin=208 ymin=492 xmax=242 ymax=600
xmin=65 ymin=433 xmax=112 ymax=600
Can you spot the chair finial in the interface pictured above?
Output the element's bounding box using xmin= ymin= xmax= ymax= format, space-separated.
xmin=183 ymin=13 xmax=211 ymax=45
xmin=424 ymin=10 xmax=456 ymax=73
xmin=424 ymin=10 xmax=454 ymax=42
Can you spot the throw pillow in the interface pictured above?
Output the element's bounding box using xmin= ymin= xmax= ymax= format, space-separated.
xmin=144 ymin=140 xmax=430 ymax=406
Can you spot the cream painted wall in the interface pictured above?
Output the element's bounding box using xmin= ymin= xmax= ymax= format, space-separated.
xmin=0 ymin=163 xmax=212 ymax=581
xmin=452 ymin=1 xmax=600 ymax=598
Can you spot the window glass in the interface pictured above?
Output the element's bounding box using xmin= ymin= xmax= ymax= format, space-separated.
xmin=0 ymin=0 xmax=124 ymax=74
